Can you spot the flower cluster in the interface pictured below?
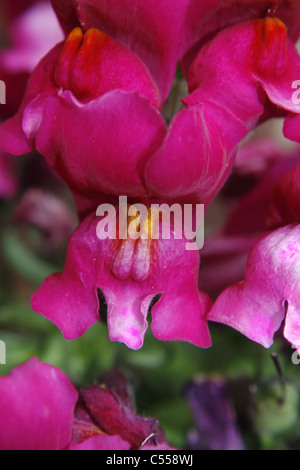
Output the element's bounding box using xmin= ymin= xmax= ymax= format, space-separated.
xmin=1 ymin=0 xmax=300 ymax=355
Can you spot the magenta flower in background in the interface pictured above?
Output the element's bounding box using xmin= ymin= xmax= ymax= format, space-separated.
xmin=0 ymin=358 xmax=175 ymax=451
xmin=0 ymin=2 xmax=64 ymax=74
xmin=0 ymin=1 xmax=63 ymax=119
xmin=31 ymin=202 xmax=212 ymax=350
xmin=0 ymin=1 xmax=63 ymax=195
xmin=14 ymin=188 xmax=76 ymax=253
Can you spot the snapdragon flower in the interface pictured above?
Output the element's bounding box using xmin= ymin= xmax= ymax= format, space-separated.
xmin=31 ymin=200 xmax=212 ymax=350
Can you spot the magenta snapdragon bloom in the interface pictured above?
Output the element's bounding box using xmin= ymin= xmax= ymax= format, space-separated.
xmin=145 ymin=18 xmax=300 ymax=205
xmin=31 ymin=201 xmax=212 ymax=350
xmin=0 ymin=25 xmax=166 ymax=201
xmin=0 ymin=358 xmax=175 ymax=450
xmin=208 ymin=162 xmax=300 ymax=354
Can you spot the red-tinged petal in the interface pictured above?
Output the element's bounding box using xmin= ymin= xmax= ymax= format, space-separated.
xmin=0 ymin=358 xmax=78 ymax=450
xmin=77 ymin=385 xmax=159 ymax=449
xmin=71 ymin=370 xmax=173 ymax=449
xmin=145 ymin=102 xmax=247 ymax=203
xmin=51 ymin=0 xmax=189 ymax=102
xmin=180 ymin=0 xmax=300 ymax=75
xmin=28 ymin=90 xmax=166 ymax=198
xmin=207 ymin=225 xmax=300 ymax=350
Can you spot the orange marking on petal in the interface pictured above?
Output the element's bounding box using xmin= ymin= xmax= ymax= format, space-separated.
xmin=55 ymin=27 xmax=110 ymax=101
xmin=252 ymin=18 xmax=288 ymax=77
xmin=70 ymin=28 xmax=109 ymax=101
xmin=55 ymin=27 xmax=83 ymax=90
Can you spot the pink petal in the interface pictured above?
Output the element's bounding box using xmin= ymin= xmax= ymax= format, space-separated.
xmin=51 ymin=0 xmax=190 ymax=102
xmin=30 ymin=90 xmax=166 ymax=198
xmin=145 ymin=101 xmax=247 ymax=203
xmin=0 ymin=2 xmax=64 ymax=74
xmin=0 ymin=358 xmax=78 ymax=450
xmin=208 ymin=225 xmax=300 ymax=350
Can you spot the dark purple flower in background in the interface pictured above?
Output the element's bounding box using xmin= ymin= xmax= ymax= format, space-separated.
xmin=185 ymin=377 xmax=245 ymax=451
